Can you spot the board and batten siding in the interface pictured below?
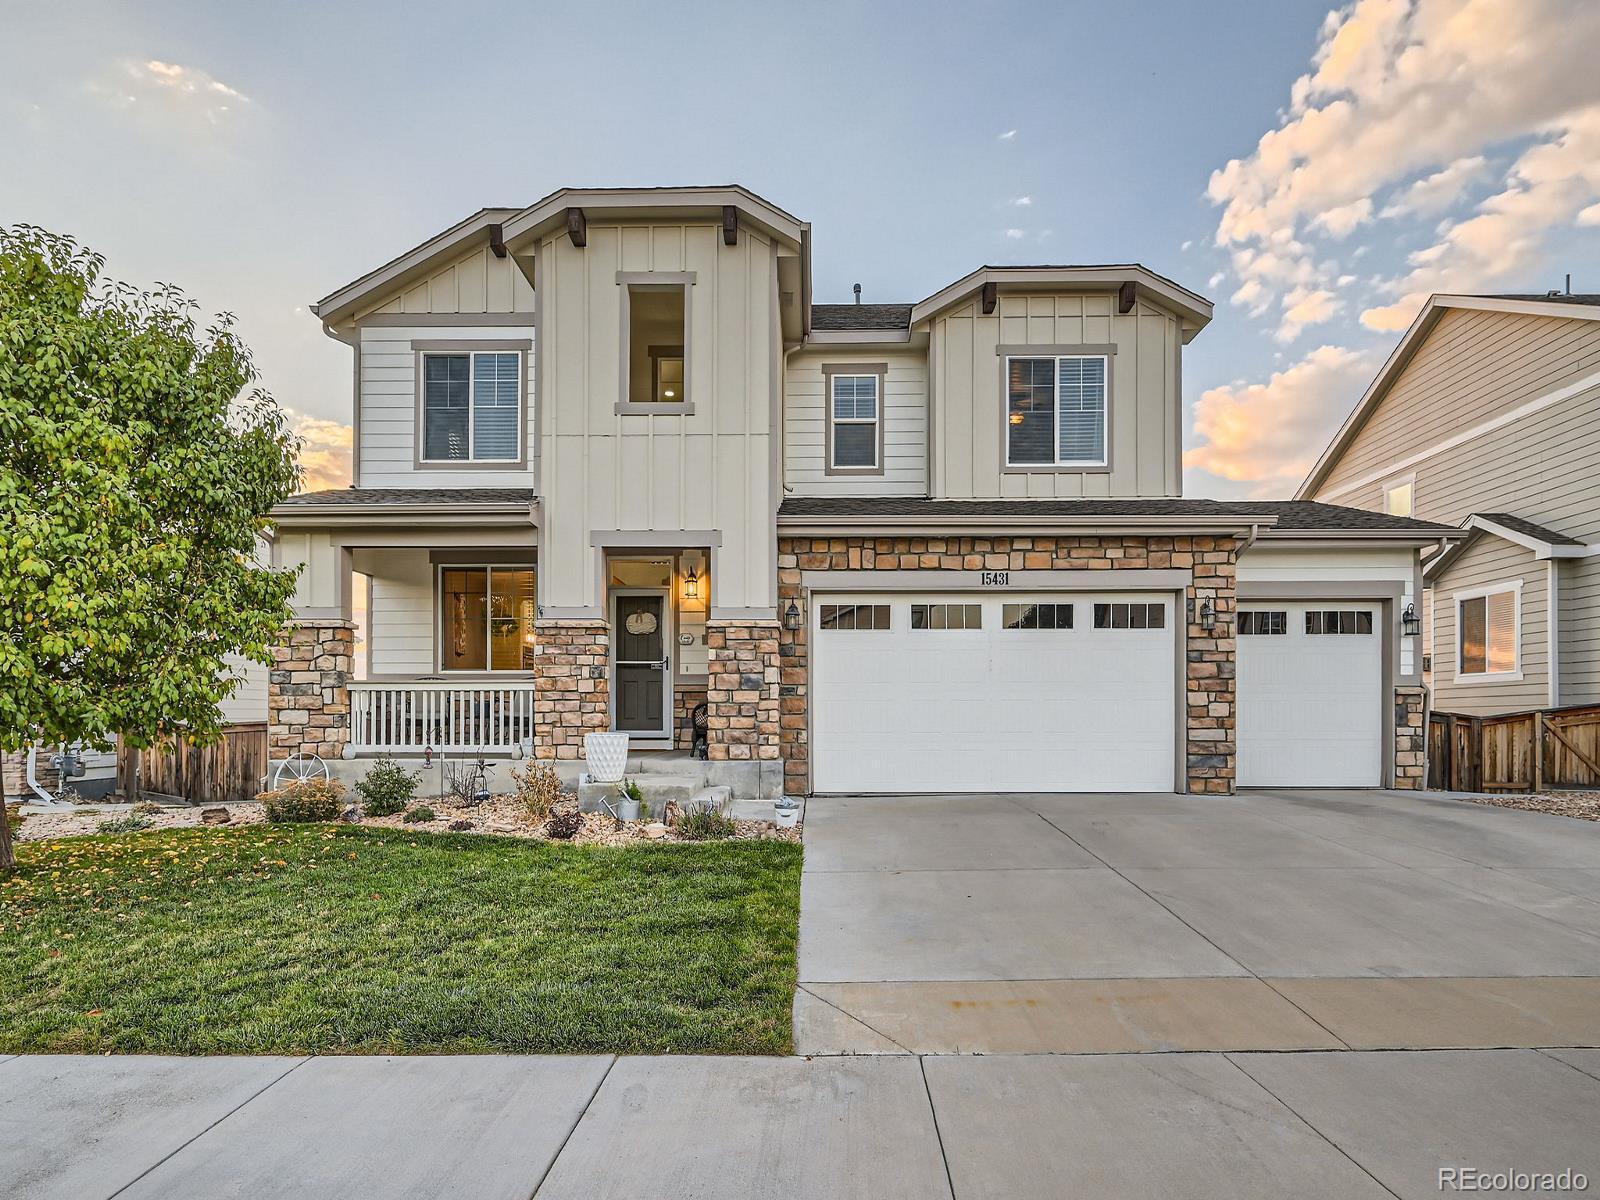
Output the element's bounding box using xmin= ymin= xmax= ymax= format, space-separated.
xmin=1431 ymin=536 xmax=1549 ymax=716
xmin=783 ymin=348 xmax=927 ymax=496
xmin=355 ymin=323 xmax=537 ymax=489
xmin=356 ymin=243 xmax=535 ymax=318
xmin=537 ymin=221 xmax=781 ymax=613
xmin=928 ymin=292 xmax=1181 ymax=499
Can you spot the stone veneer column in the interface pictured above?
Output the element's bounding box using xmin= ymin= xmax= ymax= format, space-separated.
xmin=269 ymin=619 xmax=354 ymax=761
xmin=1183 ymin=536 xmax=1239 ymax=796
xmin=705 ymin=622 xmax=782 ymax=761
xmin=3 ymin=750 xmax=59 ymax=801
xmin=532 ymin=620 xmax=610 ymax=760
xmin=1392 ymin=686 xmax=1427 ymax=789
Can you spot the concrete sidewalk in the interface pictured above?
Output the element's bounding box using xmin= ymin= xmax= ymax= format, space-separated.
xmin=4 ymin=1050 xmax=1599 ymax=1199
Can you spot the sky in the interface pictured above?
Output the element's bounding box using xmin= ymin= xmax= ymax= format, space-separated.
xmin=4 ymin=0 xmax=1599 ymax=499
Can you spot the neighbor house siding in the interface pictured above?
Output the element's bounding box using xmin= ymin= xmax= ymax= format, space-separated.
xmin=783 ymin=348 xmax=927 ymax=496
xmin=928 ymin=292 xmax=1180 ymax=499
xmin=1431 ymin=535 xmax=1549 ymax=715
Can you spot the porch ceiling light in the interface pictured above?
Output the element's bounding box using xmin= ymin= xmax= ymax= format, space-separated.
xmin=1401 ymin=602 xmax=1421 ymax=638
xmin=784 ymin=599 xmax=803 ymax=630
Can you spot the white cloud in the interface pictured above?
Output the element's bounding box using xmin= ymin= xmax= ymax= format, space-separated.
xmin=94 ymin=59 xmax=252 ymax=125
xmin=1311 ymin=197 xmax=1372 ymax=238
xmin=1180 ymin=239 xmax=1193 ymax=251
xmin=1579 ymin=202 xmax=1600 ymax=226
xmin=1011 ymin=195 xmax=1032 ymax=206
xmin=1277 ymin=287 xmax=1343 ymax=342
xmin=1380 ymin=155 xmax=1491 ymax=218
xmin=998 ymin=129 xmax=1017 ymax=140
xmin=1004 ymin=228 xmax=1025 ymax=240
xmin=1185 ymin=345 xmax=1377 ymax=495
xmin=286 ymin=409 xmax=352 ymax=492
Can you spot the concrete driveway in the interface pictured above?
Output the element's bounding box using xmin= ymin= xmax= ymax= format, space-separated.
xmin=797 ymin=788 xmax=1600 ymax=1054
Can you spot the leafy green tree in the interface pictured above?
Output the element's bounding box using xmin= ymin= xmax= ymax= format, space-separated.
xmin=0 ymin=226 xmax=301 ymax=868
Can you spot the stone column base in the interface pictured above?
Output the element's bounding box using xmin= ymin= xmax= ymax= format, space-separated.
xmin=269 ymin=620 xmax=354 ymax=761
xmin=533 ymin=620 xmax=610 ymax=760
xmin=1393 ymin=686 xmax=1427 ymax=789
xmin=706 ymin=621 xmax=782 ymax=762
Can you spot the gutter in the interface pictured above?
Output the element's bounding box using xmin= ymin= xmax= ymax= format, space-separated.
xmin=776 ymin=513 xmax=1278 ymax=535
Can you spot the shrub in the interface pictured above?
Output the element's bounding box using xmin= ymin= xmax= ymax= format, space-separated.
xmin=97 ymin=814 xmax=154 ymax=834
xmin=356 ymin=759 xmax=420 ymax=817
xmin=402 ymin=806 xmax=436 ymax=824
xmin=259 ymin=778 xmax=345 ymax=824
xmin=510 ymin=762 xmax=565 ymax=822
xmin=544 ymin=809 xmax=582 ymax=840
xmin=674 ymin=808 xmax=737 ymax=841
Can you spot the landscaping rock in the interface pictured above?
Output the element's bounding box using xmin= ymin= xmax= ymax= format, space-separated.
xmin=644 ymin=822 xmax=668 ymax=839
xmin=338 ymin=805 xmax=362 ymax=823
xmin=200 ymin=807 xmax=231 ymax=826
xmin=448 ymin=819 xmax=473 ymax=831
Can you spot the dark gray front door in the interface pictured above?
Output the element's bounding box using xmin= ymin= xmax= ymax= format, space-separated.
xmin=614 ymin=593 xmax=667 ymax=733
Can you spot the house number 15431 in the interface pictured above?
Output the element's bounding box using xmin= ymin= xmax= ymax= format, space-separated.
xmin=980 ymin=571 xmax=1010 ymax=586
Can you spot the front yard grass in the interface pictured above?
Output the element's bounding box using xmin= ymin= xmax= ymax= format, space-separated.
xmin=0 ymin=824 xmax=801 ymax=1056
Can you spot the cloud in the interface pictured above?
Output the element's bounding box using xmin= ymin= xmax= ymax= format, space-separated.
xmin=286 ymin=410 xmax=352 ymax=492
xmin=94 ymin=59 xmax=251 ymax=125
xmin=1004 ymin=228 xmax=1025 ymax=239
xmin=998 ymin=129 xmax=1017 ymax=140
xmin=1185 ymin=344 xmax=1377 ymax=495
xmin=1380 ymin=155 xmax=1491 ymax=217
xmin=1277 ymin=287 xmax=1344 ymax=342
xmin=1011 ymin=195 xmax=1032 ymax=206
xmin=1311 ymin=197 xmax=1372 ymax=238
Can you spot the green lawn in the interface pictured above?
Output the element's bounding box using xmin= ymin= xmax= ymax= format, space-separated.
xmin=0 ymin=825 xmax=802 ymax=1055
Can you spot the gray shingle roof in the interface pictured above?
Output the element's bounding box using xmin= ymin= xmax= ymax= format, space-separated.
xmin=1476 ymin=512 xmax=1584 ymax=545
xmin=276 ymin=488 xmax=536 ymax=508
xmin=777 ymin=496 xmax=1457 ymax=534
xmin=1483 ymin=293 xmax=1600 ymax=307
xmin=811 ymin=303 xmax=914 ymax=331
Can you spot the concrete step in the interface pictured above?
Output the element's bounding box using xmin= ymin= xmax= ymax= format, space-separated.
xmin=685 ymin=786 xmax=733 ymax=817
xmin=577 ymin=773 xmax=697 ymax=816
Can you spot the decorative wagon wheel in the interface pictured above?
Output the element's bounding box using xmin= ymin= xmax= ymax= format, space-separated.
xmin=271 ymin=751 xmax=330 ymax=790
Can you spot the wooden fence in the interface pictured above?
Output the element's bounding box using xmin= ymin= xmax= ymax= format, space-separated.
xmin=116 ymin=723 xmax=270 ymax=804
xmin=1427 ymin=704 xmax=1600 ymax=793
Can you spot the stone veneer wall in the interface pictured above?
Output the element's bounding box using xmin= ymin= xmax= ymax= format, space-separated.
xmin=2 ymin=750 xmax=59 ymax=801
xmin=674 ymin=685 xmax=708 ymax=751
xmin=532 ymin=620 xmax=610 ymax=760
xmin=705 ymin=623 xmax=781 ymax=761
xmin=776 ymin=535 xmax=1240 ymax=796
xmin=1393 ymin=686 xmax=1427 ymax=789
xmin=268 ymin=620 xmax=354 ymax=761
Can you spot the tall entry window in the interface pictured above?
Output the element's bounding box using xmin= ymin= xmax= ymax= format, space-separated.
xmin=439 ymin=566 xmax=536 ymax=671
xmin=626 ymin=284 xmax=688 ymax=405
xmin=1005 ymin=354 xmax=1108 ymax=467
xmin=420 ymin=351 xmax=522 ymax=462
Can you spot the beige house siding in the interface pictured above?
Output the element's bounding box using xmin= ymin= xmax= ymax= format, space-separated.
xmin=783 ymin=348 xmax=927 ymax=496
xmin=356 ymin=243 xmax=535 ymax=318
xmin=1431 ymin=535 xmax=1549 ymax=715
xmin=1559 ymin=557 xmax=1600 ymax=706
xmin=353 ymin=548 xmax=435 ymax=677
xmin=928 ymin=292 xmax=1181 ymax=499
xmin=537 ymin=221 xmax=781 ymax=614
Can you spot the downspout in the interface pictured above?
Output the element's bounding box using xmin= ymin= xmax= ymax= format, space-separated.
xmin=25 ymin=747 xmax=55 ymax=804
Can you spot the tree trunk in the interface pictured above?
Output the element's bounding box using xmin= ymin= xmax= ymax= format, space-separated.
xmin=0 ymin=771 xmax=15 ymax=872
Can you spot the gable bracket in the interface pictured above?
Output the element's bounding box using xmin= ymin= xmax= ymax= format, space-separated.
xmin=1118 ymin=281 xmax=1137 ymax=314
xmin=487 ymin=223 xmax=507 ymax=259
xmin=722 ymin=205 xmax=738 ymax=246
xmin=980 ymin=281 xmax=998 ymax=315
xmin=566 ymin=207 xmax=587 ymax=249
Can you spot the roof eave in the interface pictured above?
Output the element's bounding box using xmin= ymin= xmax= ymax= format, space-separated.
xmin=498 ymin=185 xmax=807 ymax=251
xmin=776 ymin=512 xmax=1275 ymax=535
xmin=908 ymin=265 xmax=1213 ymax=335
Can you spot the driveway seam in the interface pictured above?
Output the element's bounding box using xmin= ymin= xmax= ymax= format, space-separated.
xmin=916 ymin=1057 xmax=959 ymax=1200
xmin=796 ymin=984 xmax=917 ymax=1054
xmin=1535 ymin=1048 xmax=1600 ymax=1086
xmin=104 ymin=1055 xmax=311 ymax=1200
xmin=1222 ymin=1053 xmax=1402 ymax=1198
xmin=527 ymin=1055 xmax=616 ymax=1200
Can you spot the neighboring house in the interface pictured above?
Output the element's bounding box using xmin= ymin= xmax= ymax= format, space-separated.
xmin=270 ymin=185 xmax=1453 ymax=797
xmin=1298 ymin=293 xmax=1600 ymax=718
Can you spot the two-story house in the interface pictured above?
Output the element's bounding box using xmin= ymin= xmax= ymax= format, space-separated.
xmin=1298 ymin=294 xmax=1600 ymax=718
xmin=270 ymin=185 xmax=1454 ymax=799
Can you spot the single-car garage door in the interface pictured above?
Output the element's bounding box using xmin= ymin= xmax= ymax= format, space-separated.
xmin=811 ymin=593 xmax=1176 ymax=793
xmin=1237 ymin=601 xmax=1383 ymax=787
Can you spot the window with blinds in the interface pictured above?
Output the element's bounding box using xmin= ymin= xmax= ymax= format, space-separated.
xmin=422 ymin=351 xmax=521 ymax=462
xmin=1459 ymin=588 xmax=1517 ymax=675
xmin=1006 ymin=354 xmax=1108 ymax=467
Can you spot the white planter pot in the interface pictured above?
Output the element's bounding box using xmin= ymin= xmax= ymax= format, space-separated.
xmin=584 ymin=732 xmax=630 ymax=783
xmin=774 ymin=802 xmax=800 ymax=829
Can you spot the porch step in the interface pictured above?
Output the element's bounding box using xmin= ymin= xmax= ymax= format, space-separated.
xmin=576 ymin=773 xmax=698 ymax=815
xmin=685 ymin=786 xmax=733 ymax=817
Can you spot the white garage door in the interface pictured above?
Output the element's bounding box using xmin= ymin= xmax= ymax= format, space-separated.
xmin=1237 ymin=602 xmax=1383 ymax=787
xmin=811 ymin=593 xmax=1176 ymax=793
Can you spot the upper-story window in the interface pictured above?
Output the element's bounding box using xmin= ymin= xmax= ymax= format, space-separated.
xmin=1384 ymin=477 xmax=1414 ymax=517
xmin=620 ymin=277 xmax=692 ymax=412
xmin=1005 ymin=354 xmax=1108 ymax=468
xmin=420 ymin=351 xmax=521 ymax=463
xmin=826 ymin=363 xmax=886 ymax=474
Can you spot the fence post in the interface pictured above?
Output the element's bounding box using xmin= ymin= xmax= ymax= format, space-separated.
xmin=1534 ymin=713 xmax=1545 ymax=793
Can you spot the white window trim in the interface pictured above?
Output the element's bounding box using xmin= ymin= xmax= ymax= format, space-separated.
xmin=1382 ymin=471 xmax=1416 ymax=518
xmin=1453 ymin=579 xmax=1523 ymax=683
xmin=436 ymin=562 xmax=537 ymax=674
xmin=1003 ymin=353 xmax=1109 ymax=469
xmin=418 ymin=350 xmax=524 ymax=465
xmin=829 ymin=373 xmax=881 ymax=472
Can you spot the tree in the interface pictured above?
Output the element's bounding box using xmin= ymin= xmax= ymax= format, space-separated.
xmin=0 ymin=226 xmax=301 ymax=868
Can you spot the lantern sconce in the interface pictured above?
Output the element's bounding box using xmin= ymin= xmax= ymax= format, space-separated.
xmin=783 ymin=599 xmax=803 ymax=631
xmin=684 ymin=564 xmax=699 ymax=601
xmin=1401 ymin=602 xmax=1421 ymax=638
xmin=1196 ymin=598 xmax=1216 ymax=632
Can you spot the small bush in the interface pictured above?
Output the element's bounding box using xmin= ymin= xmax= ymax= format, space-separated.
xmin=259 ymin=778 xmax=346 ymax=824
xmin=356 ymin=759 xmax=420 ymax=817
xmin=97 ymin=814 xmax=154 ymax=835
xmin=510 ymin=762 xmax=565 ymax=822
xmin=544 ymin=809 xmax=582 ymax=840
xmin=132 ymin=801 xmax=164 ymax=815
xmin=674 ymin=808 xmax=737 ymax=841
xmin=402 ymin=806 xmax=436 ymax=824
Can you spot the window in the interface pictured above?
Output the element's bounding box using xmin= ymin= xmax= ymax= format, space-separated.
xmin=1003 ymin=603 xmax=1073 ymax=630
xmin=910 ymin=603 xmax=982 ymax=630
xmin=819 ymin=603 xmax=891 ymax=631
xmin=1093 ymin=602 xmax=1165 ymax=630
xmin=1384 ymin=479 xmax=1414 ymax=517
xmin=829 ymin=372 xmax=881 ymax=470
xmin=1239 ymin=611 xmax=1287 ymax=635
xmin=439 ymin=566 xmax=536 ymax=671
xmin=1458 ymin=586 xmax=1518 ymax=676
xmin=421 ymin=351 xmax=521 ymax=462
xmin=626 ymin=284 xmax=688 ymax=405
xmin=1006 ymin=355 xmax=1108 ymax=467
xmin=1305 ymin=610 xmax=1374 ymax=635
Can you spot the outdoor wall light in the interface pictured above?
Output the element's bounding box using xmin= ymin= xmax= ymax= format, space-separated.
xmin=684 ymin=564 xmax=699 ymax=600
xmin=783 ymin=600 xmax=803 ymax=630
xmin=1197 ymin=598 xmax=1215 ymax=631
xmin=1401 ymin=602 xmax=1422 ymax=637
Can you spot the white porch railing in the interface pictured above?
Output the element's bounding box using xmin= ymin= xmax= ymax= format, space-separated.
xmin=349 ymin=681 xmax=536 ymax=755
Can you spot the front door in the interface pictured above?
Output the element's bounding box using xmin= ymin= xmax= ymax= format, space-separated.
xmin=613 ymin=591 xmax=670 ymax=735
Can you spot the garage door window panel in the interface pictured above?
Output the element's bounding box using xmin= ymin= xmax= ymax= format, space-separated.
xmin=1305 ymin=610 xmax=1373 ymax=635
xmin=1457 ymin=585 xmax=1519 ymax=678
xmin=1093 ymin=602 xmax=1164 ymax=630
xmin=819 ymin=603 xmax=891 ymax=631
xmin=910 ymin=603 xmax=982 ymax=630
xmin=1003 ymin=603 xmax=1073 ymax=630
xmin=1239 ymin=611 xmax=1287 ymax=636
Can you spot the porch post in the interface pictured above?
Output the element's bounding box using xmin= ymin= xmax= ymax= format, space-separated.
xmin=705 ymin=621 xmax=782 ymax=762
xmin=269 ymin=531 xmax=354 ymax=764
xmin=532 ymin=619 xmax=610 ymax=759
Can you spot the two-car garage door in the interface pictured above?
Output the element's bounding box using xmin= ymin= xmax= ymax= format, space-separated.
xmin=811 ymin=593 xmax=1176 ymax=793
